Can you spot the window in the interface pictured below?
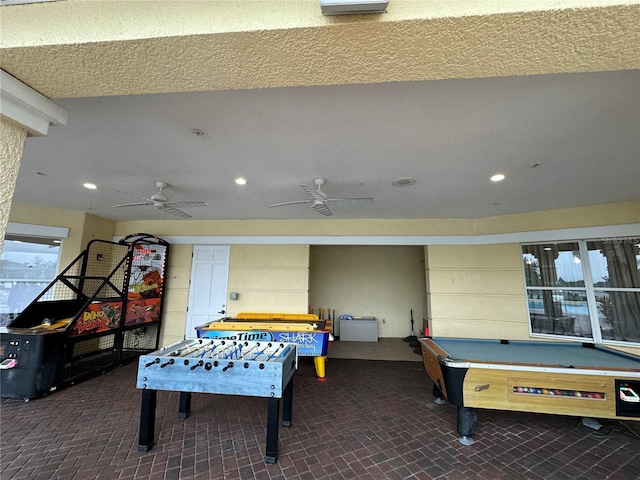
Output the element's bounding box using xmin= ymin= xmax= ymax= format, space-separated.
xmin=522 ymin=238 xmax=640 ymax=345
xmin=0 ymin=235 xmax=61 ymax=326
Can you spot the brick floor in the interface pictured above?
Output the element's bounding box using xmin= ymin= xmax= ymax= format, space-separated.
xmin=2 ymin=358 xmax=639 ymax=479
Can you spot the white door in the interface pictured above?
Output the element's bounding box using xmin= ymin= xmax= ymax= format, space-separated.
xmin=185 ymin=245 xmax=230 ymax=339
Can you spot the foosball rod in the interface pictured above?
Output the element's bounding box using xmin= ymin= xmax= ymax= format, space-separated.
xmin=164 ymin=340 xmax=204 ymax=357
xmin=249 ymin=343 xmax=287 ymax=361
xmin=186 ymin=341 xmax=217 ymax=358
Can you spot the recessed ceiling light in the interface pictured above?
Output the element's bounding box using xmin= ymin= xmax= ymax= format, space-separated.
xmin=234 ymin=178 xmax=247 ymax=185
xmin=490 ymin=174 xmax=505 ymax=182
xmin=83 ymin=183 xmax=98 ymax=190
xmin=392 ymin=177 xmax=416 ymax=187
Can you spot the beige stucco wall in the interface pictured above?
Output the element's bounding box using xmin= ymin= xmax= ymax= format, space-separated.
xmin=425 ymin=243 xmax=530 ymax=339
xmin=157 ymin=243 xmax=310 ymax=347
xmin=2 ymin=1 xmax=639 ymax=99
xmin=114 ymin=218 xmax=476 ymax=237
xmin=475 ymin=201 xmax=640 ymax=235
xmin=309 ymin=245 xmax=425 ymax=338
xmin=227 ymin=245 xmax=309 ymax=315
xmin=114 ymin=200 xmax=639 ymax=238
xmin=80 ymin=213 xmax=118 ymax=250
xmin=8 ymin=203 xmax=115 ymax=272
xmin=160 ymin=244 xmax=193 ymax=346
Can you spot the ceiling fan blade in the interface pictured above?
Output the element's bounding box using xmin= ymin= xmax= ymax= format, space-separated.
xmin=165 ymin=201 xmax=208 ymax=208
xmin=300 ymin=184 xmax=326 ymax=201
xmin=112 ymin=201 xmax=152 ymax=208
xmin=277 ymin=180 xmax=367 ymax=216
xmin=312 ymin=203 xmax=333 ymax=216
xmin=326 ymin=197 xmax=373 ymax=207
xmin=156 ymin=205 xmax=192 ymax=218
xmin=112 ymin=188 xmax=154 ymax=203
xmin=269 ymin=200 xmax=312 ymax=208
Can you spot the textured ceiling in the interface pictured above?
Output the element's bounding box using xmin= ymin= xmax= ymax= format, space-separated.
xmin=1 ymin=1 xmax=639 ymax=222
xmin=2 ymin=2 xmax=639 ymax=98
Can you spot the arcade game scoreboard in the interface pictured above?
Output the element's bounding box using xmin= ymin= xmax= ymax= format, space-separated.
xmin=196 ymin=312 xmax=331 ymax=380
xmin=420 ymin=337 xmax=640 ymax=445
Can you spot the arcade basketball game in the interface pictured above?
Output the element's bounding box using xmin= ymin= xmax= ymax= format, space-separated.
xmin=0 ymin=233 xmax=169 ymax=400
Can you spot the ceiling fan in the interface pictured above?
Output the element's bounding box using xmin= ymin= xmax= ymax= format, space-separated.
xmin=269 ymin=178 xmax=373 ymax=216
xmin=112 ymin=181 xmax=208 ymax=218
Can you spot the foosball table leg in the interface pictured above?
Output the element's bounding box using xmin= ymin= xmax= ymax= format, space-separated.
xmin=282 ymin=377 xmax=293 ymax=427
xmin=178 ymin=392 xmax=191 ymax=419
xmin=138 ymin=389 xmax=157 ymax=452
xmin=264 ymin=397 xmax=280 ymax=464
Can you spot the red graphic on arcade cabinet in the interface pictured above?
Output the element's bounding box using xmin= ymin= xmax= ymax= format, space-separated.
xmin=125 ymin=297 xmax=161 ymax=326
xmin=71 ymin=301 xmax=122 ymax=336
xmin=129 ymin=268 xmax=163 ymax=299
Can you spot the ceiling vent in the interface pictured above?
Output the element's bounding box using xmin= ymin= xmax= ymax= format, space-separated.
xmin=392 ymin=177 xmax=416 ymax=187
xmin=320 ymin=0 xmax=389 ymax=15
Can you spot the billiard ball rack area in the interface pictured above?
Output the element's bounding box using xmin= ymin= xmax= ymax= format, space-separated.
xmin=512 ymin=385 xmax=605 ymax=399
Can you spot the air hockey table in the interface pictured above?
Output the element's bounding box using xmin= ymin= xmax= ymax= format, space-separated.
xmin=196 ymin=313 xmax=331 ymax=380
xmin=419 ymin=337 xmax=640 ymax=445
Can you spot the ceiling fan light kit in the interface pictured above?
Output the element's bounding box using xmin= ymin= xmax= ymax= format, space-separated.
xmin=150 ymin=182 xmax=169 ymax=203
xmin=269 ymin=178 xmax=373 ymax=217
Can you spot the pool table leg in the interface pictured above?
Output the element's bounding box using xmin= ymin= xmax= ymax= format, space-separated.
xmin=432 ymin=384 xmax=446 ymax=405
xmin=456 ymin=406 xmax=477 ymax=446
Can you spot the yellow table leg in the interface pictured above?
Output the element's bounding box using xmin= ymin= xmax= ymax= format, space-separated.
xmin=313 ymin=356 xmax=327 ymax=381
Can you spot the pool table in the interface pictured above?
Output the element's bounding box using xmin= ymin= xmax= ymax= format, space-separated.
xmin=419 ymin=337 xmax=640 ymax=445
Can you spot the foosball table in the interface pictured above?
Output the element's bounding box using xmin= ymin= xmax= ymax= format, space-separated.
xmin=136 ymin=338 xmax=298 ymax=463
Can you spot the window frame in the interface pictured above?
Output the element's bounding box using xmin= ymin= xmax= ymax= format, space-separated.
xmin=522 ymin=237 xmax=640 ymax=348
xmin=0 ymin=234 xmax=62 ymax=324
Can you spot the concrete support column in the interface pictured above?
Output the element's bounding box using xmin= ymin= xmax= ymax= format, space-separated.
xmin=0 ymin=120 xmax=27 ymax=251
xmin=0 ymin=70 xmax=67 ymax=251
